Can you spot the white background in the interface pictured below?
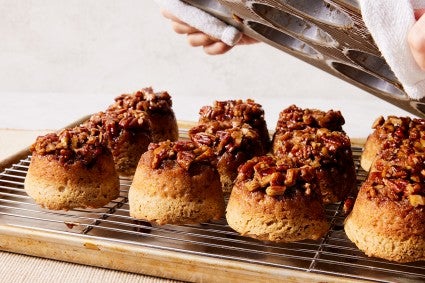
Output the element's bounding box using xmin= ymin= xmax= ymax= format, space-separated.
xmin=0 ymin=0 xmax=413 ymax=137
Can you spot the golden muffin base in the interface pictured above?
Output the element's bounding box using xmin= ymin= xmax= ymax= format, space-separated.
xmin=226 ymin=181 xmax=329 ymax=243
xmin=344 ymin=186 xmax=425 ymax=263
xmin=24 ymin=153 xmax=120 ymax=210
xmin=129 ymin=151 xmax=225 ymax=225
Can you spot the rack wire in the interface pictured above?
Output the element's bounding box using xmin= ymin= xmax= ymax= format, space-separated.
xmin=0 ymin=147 xmax=424 ymax=282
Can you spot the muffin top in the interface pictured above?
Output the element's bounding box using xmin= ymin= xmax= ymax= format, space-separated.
xmin=273 ymin=127 xmax=352 ymax=168
xmin=30 ymin=126 xmax=107 ymax=166
xmin=198 ymin=99 xmax=265 ymax=124
xmin=367 ymin=144 xmax=425 ymax=207
xmin=189 ymin=120 xmax=266 ymax=156
xmin=85 ymin=109 xmax=151 ymax=147
xmin=88 ymin=109 xmax=151 ymax=133
xmin=109 ymin=87 xmax=173 ymax=113
xmin=236 ymin=155 xmax=319 ymax=198
xmin=275 ymin=105 xmax=345 ymax=132
xmin=375 ymin=116 xmax=425 ymax=149
xmin=148 ymin=140 xmax=216 ymax=170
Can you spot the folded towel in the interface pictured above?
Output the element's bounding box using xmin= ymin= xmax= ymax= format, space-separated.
xmin=154 ymin=0 xmax=242 ymax=46
xmin=359 ymin=0 xmax=425 ymax=100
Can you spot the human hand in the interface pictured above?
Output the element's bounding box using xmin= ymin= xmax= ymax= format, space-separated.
xmin=161 ymin=9 xmax=258 ymax=55
xmin=408 ymin=9 xmax=425 ymax=70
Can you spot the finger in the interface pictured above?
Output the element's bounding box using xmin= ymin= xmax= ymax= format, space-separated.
xmin=172 ymin=21 xmax=198 ymax=34
xmin=414 ymin=8 xmax=425 ymax=20
xmin=187 ymin=32 xmax=217 ymax=47
xmin=203 ymin=41 xmax=233 ymax=55
xmin=161 ymin=9 xmax=186 ymax=24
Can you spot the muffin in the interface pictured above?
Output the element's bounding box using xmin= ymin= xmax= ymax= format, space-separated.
xmin=272 ymin=106 xmax=356 ymax=204
xmin=189 ymin=120 xmax=268 ymax=193
xmin=129 ymin=140 xmax=225 ymax=225
xmin=198 ymin=99 xmax=271 ymax=151
xmin=108 ymin=87 xmax=179 ymax=142
xmin=345 ymin=143 xmax=425 ymax=262
xmin=24 ymin=126 xmax=120 ymax=210
xmin=85 ymin=108 xmax=152 ymax=176
xmin=226 ymin=155 xmax=329 ymax=242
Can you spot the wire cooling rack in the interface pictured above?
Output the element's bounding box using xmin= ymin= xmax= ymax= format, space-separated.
xmin=0 ymin=146 xmax=424 ymax=282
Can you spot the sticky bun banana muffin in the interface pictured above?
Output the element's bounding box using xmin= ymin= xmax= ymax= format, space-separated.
xmin=272 ymin=106 xmax=356 ymax=204
xmin=84 ymin=108 xmax=152 ymax=176
xmin=189 ymin=120 xmax=268 ymax=193
xmin=198 ymin=99 xmax=271 ymax=151
xmin=226 ymin=155 xmax=329 ymax=242
xmin=360 ymin=116 xmax=421 ymax=171
xmin=108 ymin=87 xmax=179 ymax=142
xmin=345 ymin=141 xmax=425 ymax=262
xmin=129 ymin=140 xmax=225 ymax=225
xmin=25 ymin=126 xmax=120 ymax=210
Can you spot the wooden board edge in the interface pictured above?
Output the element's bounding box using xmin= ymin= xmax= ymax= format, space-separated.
xmin=0 ymin=225 xmax=367 ymax=283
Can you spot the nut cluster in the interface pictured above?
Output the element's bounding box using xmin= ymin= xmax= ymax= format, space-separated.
xmin=198 ymin=99 xmax=265 ymax=124
xmin=189 ymin=120 xmax=264 ymax=155
xmin=149 ymin=140 xmax=216 ymax=170
xmin=109 ymin=87 xmax=173 ymax=113
xmin=273 ymin=127 xmax=352 ymax=168
xmin=367 ymin=150 xmax=425 ymax=207
xmin=85 ymin=109 xmax=151 ymax=149
xmin=30 ymin=126 xmax=106 ymax=166
xmin=198 ymin=99 xmax=271 ymax=150
xmin=366 ymin=116 xmax=425 ymax=206
xmin=367 ymin=145 xmax=425 ymax=207
xmin=275 ymin=105 xmax=345 ymax=132
xmin=372 ymin=116 xmax=412 ymax=148
xmin=237 ymin=155 xmax=317 ymax=197
xmin=89 ymin=109 xmax=150 ymax=133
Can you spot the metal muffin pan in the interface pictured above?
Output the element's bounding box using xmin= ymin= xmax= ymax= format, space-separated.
xmin=184 ymin=0 xmax=425 ymax=117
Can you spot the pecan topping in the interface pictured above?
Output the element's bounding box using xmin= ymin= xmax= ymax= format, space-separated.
xmin=199 ymin=99 xmax=265 ymax=124
xmin=198 ymin=99 xmax=271 ymax=150
xmin=108 ymin=87 xmax=173 ymax=113
xmin=273 ymin=127 xmax=352 ymax=168
xmin=30 ymin=126 xmax=107 ymax=166
xmin=275 ymin=105 xmax=345 ymax=132
xmin=189 ymin=120 xmax=266 ymax=156
xmin=85 ymin=109 xmax=151 ymax=150
xmin=237 ymin=155 xmax=318 ymax=197
xmin=372 ymin=116 xmax=416 ymax=150
xmin=367 ymin=145 xmax=425 ymax=206
xmin=148 ymin=140 xmax=215 ymax=170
